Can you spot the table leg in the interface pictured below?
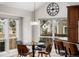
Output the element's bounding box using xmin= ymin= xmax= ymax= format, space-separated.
xmin=32 ymin=44 xmax=35 ymax=57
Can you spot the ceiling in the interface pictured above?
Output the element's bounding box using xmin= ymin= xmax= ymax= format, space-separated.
xmin=0 ymin=2 xmax=79 ymax=12
xmin=69 ymin=2 xmax=79 ymax=5
xmin=0 ymin=2 xmax=47 ymax=12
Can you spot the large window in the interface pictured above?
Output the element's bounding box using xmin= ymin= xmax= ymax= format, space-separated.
xmin=39 ymin=19 xmax=53 ymax=46
xmin=0 ymin=17 xmax=19 ymax=53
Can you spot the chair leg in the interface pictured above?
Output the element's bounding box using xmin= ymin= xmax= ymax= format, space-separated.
xmin=55 ymin=50 xmax=57 ymax=54
xmin=45 ymin=54 xmax=47 ymax=57
xmin=38 ymin=53 xmax=40 ymax=57
xmin=58 ymin=45 xmax=60 ymax=54
xmin=55 ymin=44 xmax=57 ymax=53
xmin=41 ymin=53 xmax=43 ymax=57
xmin=64 ymin=47 xmax=67 ymax=57
xmin=17 ymin=54 xmax=19 ymax=57
xmin=49 ymin=54 xmax=51 ymax=57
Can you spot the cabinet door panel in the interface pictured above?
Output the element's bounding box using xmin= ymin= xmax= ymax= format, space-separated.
xmin=68 ymin=7 xmax=78 ymax=19
xmin=68 ymin=6 xmax=79 ymax=43
xmin=68 ymin=28 xmax=78 ymax=42
xmin=68 ymin=23 xmax=78 ymax=29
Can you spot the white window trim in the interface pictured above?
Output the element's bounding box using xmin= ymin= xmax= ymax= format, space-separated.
xmin=63 ymin=26 xmax=67 ymax=34
xmin=0 ymin=19 xmax=19 ymax=56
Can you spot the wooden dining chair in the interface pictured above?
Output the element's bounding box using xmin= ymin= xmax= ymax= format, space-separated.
xmin=54 ymin=39 xmax=65 ymax=55
xmin=63 ymin=42 xmax=79 ymax=57
xmin=17 ymin=44 xmax=32 ymax=57
xmin=38 ymin=43 xmax=52 ymax=57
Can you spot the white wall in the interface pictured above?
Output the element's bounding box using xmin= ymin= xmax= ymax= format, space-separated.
xmin=33 ymin=2 xmax=69 ymax=42
xmin=0 ymin=4 xmax=32 ymax=44
xmin=23 ymin=16 xmax=32 ymax=44
xmin=36 ymin=2 xmax=69 ymax=18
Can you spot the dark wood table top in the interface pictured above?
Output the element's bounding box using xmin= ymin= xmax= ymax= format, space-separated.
xmin=26 ymin=42 xmax=45 ymax=57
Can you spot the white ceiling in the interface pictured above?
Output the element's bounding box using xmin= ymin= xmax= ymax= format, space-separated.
xmin=0 ymin=2 xmax=79 ymax=12
xmin=0 ymin=2 xmax=47 ymax=12
xmin=68 ymin=2 xmax=79 ymax=5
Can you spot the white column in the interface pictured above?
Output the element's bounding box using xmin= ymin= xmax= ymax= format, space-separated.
xmin=16 ymin=20 xmax=20 ymax=41
xmin=4 ymin=19 xmax=9 ymax=52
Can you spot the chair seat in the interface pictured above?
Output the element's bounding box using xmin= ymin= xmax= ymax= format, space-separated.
xmin=35 ymin=47 xmax=42 ymax=50
xmin=38 ymin=43 xmax=52 ymax=57
xmin=20 ymin=52 xmax=32 ymax=56
xmin=38 ymin=50 xmax=48 ymax=54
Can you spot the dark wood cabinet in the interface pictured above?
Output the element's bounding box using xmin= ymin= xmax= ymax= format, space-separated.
xmin=68 ymin=6 xmax=79 ymax=43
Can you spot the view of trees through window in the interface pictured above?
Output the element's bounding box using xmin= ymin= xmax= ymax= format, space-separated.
xmin=0 ymin=18 xmax=17 ymax=52
xmin=9 ymin=19 xmax=16 ymax=49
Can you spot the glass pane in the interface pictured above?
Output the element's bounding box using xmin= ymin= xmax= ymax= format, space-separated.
xmin=55 ymin=19 xmax=68 ymax=37
xmin=0 ymin=20 xmax=5 ymax=52
xmin=40 ymin=20 xmax=52 ymax=36
xmin=9 ymin=19 xmax=16 ymax=49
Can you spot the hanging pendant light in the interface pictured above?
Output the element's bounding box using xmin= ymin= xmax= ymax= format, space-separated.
xmin=31 ymin=2 xmax=39 ymax=25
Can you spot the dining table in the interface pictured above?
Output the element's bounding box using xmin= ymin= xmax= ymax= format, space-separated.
xmin=26 ymin=42 xmax=45 ymax=57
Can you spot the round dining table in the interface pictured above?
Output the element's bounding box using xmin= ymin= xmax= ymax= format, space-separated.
xmin=26 ymin=42 xmax=45 ymax=57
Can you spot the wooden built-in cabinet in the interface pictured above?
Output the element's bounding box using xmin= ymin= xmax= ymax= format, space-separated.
xmin=9 ymin=38 xmax=17 ymax=49
xmin=68 ymin=6 xmax=79 ymax=43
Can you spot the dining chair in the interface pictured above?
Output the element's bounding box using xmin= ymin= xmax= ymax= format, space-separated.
xmin=38 ymin=43 xmax=52 ymax=57
xmin=63 ymin=42 xmax=79 ymax=57
xmin=54 ymin=39 xmax=65 ymax=55
xmin=17 ymin=44 xmax=32 ymax=57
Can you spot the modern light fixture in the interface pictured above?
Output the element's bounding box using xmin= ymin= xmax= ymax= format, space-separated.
xmin=31 ymin=2 xmax=39 ymax=25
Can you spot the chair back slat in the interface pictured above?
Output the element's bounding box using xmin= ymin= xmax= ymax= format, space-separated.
xmin=54 ymin=39 xmax=64 ymax=50
xmin=63 ymin=42 xmax=78 ymax=56
xmin=46 ymin=44 xmax=52 ymax=53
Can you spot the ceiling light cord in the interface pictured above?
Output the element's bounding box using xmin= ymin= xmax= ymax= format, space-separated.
xmin=34 ymin=2 xmax=35 ymax=21
xmin=31 ymin=2 xmax=39 ymax=25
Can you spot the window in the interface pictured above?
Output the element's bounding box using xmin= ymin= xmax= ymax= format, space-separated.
xmin=0 ymin=17 xmax=20 ymax=53
xmin=40 ymin=20 xmax=52 ymax=36
xmin=9 ymin=19 xmax=16 ymax=49
xmin=63 ymin=26 xmax=68 ymax=34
